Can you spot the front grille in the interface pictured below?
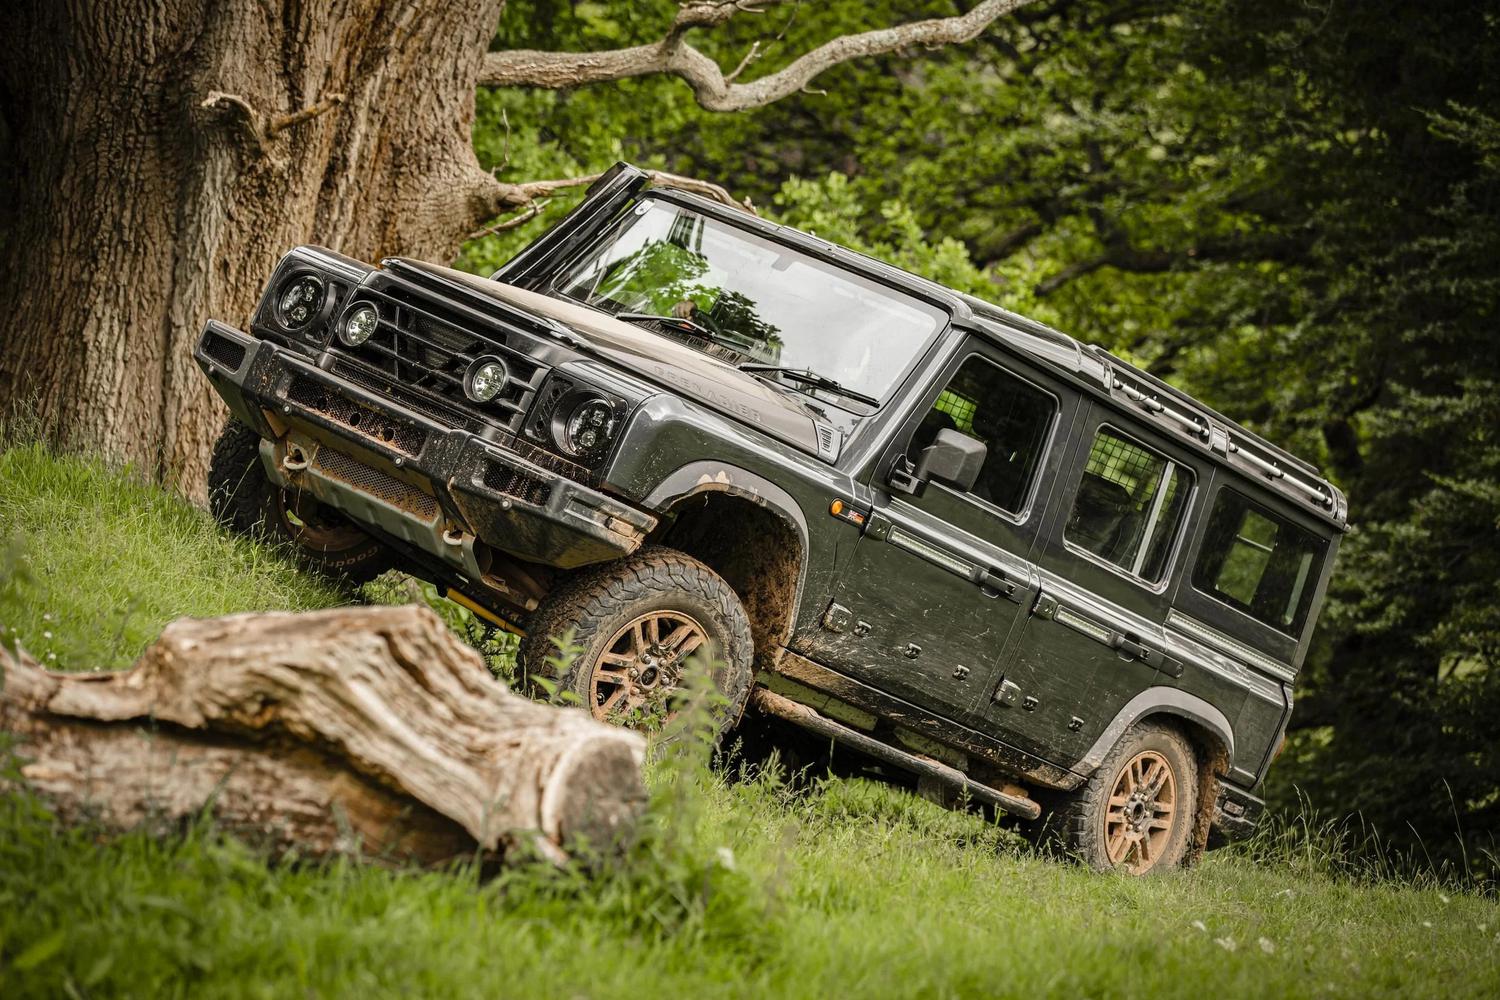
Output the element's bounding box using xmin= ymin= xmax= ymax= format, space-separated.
xmin=314 ymin=448 xmax=438 ymax=520
xmin=202 ymin=330 xmax=247 ymax=372
xmin=286 ymin=376 xmax=426 ymax=457
xmin=483 ymin=462 xmax=552 ymax=506
xmin=327 ymin=281 xmax=548 ymax=435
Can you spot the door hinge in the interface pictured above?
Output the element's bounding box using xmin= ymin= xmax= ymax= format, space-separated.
xmin=864 ymin=509 xmax=893 ymax=540
xmin=993 ymin=679 xmax=1021 ymax=707
xmin=823 ymin=602 xmax=852 ymax=633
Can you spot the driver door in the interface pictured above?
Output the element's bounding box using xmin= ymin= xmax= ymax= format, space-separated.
xmin=811 ymin=345 xmax=1077 ymax=729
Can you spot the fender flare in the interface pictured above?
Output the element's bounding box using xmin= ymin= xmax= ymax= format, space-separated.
xmin=641 ymin=460 xmax=812 ymax=614
xmin=1074 ymin=687 xmax=1236 ymax=777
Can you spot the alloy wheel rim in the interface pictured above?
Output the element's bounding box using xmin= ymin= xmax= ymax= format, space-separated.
xmin=589 ymin=610 xmax=708 ymax=724
xmin=1103 ymin=749 xmax=1177 ymax=874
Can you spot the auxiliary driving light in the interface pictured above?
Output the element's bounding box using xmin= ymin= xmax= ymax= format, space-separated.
xmin=276 ymin=273 xmax=325 ymax=328
xmin=339 ymin=303 xmax=379 ymax=346
xmin=465 ymin=358 xmax=508 ymax=403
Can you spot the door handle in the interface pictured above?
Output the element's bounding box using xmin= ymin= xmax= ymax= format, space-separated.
xmin=1108 ymin=631 xmax=1184 ymax=678
xmin=973 ymin=566 xmax=1023 ymax=604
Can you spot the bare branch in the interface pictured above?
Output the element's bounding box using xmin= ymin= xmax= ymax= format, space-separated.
xmin=266 ymin=92 xmax=345 ymax=136
xmin=481 ymin=0 xmax=1036 ymax=113
xmin=465 ymin=199 xmax=552 ymax=243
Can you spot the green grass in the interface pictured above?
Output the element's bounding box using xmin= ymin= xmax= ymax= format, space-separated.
xmin=2 ymin=443 xmax=1499 ymax=998
xmin=0 ymin=442 xmax=342 ymax=671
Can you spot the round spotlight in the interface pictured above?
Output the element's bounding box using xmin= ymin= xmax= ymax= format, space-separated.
xmin=339 ymin=303 xmax=379 ymax=346
xmin=563 ymin=397 xmax=617 ymax=457
xmin=464 ymin=357 xmax=508 ymax=403
xmin=276 ymin=273 xmax=325 ymax=328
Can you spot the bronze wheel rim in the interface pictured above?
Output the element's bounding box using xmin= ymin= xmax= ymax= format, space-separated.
xmin=275 ymin=488 xmax=367 ymax=552
xmin=589 ymin=610 xmax=708 ymax=724
xmin=1103 ymin=749 xmax=1177 ymax=874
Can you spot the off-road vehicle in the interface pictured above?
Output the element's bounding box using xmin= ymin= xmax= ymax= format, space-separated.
xmin=197 ymin=162 xmax=1347 ymax=874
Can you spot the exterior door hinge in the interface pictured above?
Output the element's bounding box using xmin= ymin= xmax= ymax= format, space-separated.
xmin=823 ymin=602 xmax=852 ymax=633
xmin=864 ymin=509 xmax=893 ymax=541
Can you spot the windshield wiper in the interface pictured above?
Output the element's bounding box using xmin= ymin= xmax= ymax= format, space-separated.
xmin=615 ymin=311 xmax=716 ymax=341
xmin=737 ymin=364 xmax=879 ymax=407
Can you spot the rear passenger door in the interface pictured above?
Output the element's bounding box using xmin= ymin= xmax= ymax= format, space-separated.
xmin=981 ymin=407 xmax=1201 ymax=764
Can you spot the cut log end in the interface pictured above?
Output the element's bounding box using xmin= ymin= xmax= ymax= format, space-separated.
xmin=0 ymin=606 xmax=649 ymax=868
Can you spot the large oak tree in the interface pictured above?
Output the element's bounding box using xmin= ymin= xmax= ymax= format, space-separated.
xmin=0 ymin=0 xmax=1029 ymax=491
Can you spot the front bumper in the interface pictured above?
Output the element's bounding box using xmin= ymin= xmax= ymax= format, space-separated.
xmin=195 ymin=321 xmax=656 ymax=581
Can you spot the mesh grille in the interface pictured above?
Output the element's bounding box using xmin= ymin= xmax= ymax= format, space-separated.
xmin=202 ymin=331 xmax=247 ymax=372
xmin=313 ymin=448 xmax=438 ymax=520
xmin=331 ymin=360 xmax=473 ymax=429
xmin=482 ymin=462 xmax=552 ymax=506
xmin=327 ymin=281 xmax=547 ymax=435
xmin=286 ymin=376 xmax=426 ymax=457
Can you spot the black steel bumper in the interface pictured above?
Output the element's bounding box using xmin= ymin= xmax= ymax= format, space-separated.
xmin=195 ymin=321 xmax=656 ymax=575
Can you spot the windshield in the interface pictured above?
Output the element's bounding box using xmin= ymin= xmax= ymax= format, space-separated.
xmin=549 ymin=199 xmax=947 ymax=404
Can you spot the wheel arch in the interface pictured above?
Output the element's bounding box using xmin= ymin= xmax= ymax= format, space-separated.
xmin=643 ymin=463 xmax=809 ymax=664
xmin=1077 ymin=687 xmax=1234 ymax=864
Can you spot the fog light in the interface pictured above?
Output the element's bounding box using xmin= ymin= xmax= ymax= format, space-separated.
xmin=340 ymin=303 xmax=379 ymax=346
xmin=276 ymin=273 xmax=324 ymax=328
xmin=465 ymin=357 xmax=508 ymax=403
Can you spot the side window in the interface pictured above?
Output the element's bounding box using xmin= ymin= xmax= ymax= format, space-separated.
xmin=1064 ymin=427 xmax=1193 ymax=583
xmin=1193 ymin=490 xmax=1327 ymax=633
xmin=907 ymin=356 xmax=1056 ymax=514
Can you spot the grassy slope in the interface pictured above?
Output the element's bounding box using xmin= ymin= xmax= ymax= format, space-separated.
xmin=2 ymin=444 xmax=1498 ymax=998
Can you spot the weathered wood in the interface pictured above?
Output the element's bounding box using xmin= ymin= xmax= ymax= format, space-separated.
xmin=0 ymin=605 xmax=647 ymax=866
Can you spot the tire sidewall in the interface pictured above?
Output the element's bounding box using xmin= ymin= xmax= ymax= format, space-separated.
xmin=563 ymin=589 xmax=742 ymax=715
xmin=1084 ymin=725 xmax=1197 ymax=874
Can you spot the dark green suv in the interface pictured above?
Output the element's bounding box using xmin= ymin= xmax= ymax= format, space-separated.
xmin=196 ymin=163 xmax=1346 ymax=874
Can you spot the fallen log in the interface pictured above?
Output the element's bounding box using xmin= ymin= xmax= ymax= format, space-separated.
xmin=0 ymin=605 xmax=647 ymax=866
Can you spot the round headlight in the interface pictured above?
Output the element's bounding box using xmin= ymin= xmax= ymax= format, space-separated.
xmin=564 ymin=397 xmax=617 ymax=457
xmin=464 ymin=358 xmax=508 ymax=403
xmin=276 ymin=273 xmax=325 ymax=328
xmin=339 ymin=303 xmax=379 ymax=346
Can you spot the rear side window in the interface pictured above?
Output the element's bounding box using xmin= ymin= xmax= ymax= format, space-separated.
xmin=1193 ymin=490 xmax=1326 ymax=634
xmin=1064 ymin=427 xmax=1193 ymax=583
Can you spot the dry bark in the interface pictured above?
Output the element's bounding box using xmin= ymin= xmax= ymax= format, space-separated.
xmin=0 ymin=1 xmax=1032 ymax=496
xmin=0 ymin=604 xmax=647 ymax=866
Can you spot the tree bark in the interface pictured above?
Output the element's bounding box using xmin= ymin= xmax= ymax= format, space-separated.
xmin=0 ymin=604 xmax=647 ymax=866
xmin=0 ymin=0 xmax=521 ymax=493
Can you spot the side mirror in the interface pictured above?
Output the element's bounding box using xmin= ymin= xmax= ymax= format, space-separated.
xmin=891 ymin=428 xmax=987 ymax=496
xmin=918 ymin=428 xmax=987 ymax=493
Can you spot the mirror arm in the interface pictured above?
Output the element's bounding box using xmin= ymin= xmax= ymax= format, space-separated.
xmin=887 ymin=457 xmax=927 ymax=497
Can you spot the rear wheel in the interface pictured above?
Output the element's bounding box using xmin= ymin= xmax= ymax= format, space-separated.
xmin=207 ymin=420 xmax=392 ymax=584
xmin=1033 ymin=721 xmax=1198 ymax=874
xmin=520 ymin=547 xmax=754 ymax=735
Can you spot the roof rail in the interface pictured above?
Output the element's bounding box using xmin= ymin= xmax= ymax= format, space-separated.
xmin=1085 ymin=345 xmax=1321 ymax=478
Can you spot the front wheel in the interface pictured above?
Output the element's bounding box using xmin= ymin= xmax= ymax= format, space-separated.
xmin=1033 ymin=721 xmax=1199 ymax=875
xmin=207 ymin=420 xmax=392 ymax=585
xmin=520 ymin=547 xmax=754 ymax=735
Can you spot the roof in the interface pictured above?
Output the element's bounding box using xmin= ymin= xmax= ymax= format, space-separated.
xmin=958 ymin=295 xmax=1347 ymax=530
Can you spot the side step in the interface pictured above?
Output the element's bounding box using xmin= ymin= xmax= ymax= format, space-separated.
xmin=750 ymin=688 xmax=1042 ymax=821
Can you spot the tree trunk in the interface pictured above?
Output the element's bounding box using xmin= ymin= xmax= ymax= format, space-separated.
xmin=0 ymin=604 xmax=647 ymax=865
xmin=0 ymin=0 xmax=517 ymax=494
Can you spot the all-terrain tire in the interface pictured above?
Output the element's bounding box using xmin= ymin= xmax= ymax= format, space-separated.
xmin=520 ymin=546 xmax=754 ymax=735
xmin=1032 ymin=720 xmax=1199 ymax=875
xmin=206 ymin=419 xmax=392 ymax=584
